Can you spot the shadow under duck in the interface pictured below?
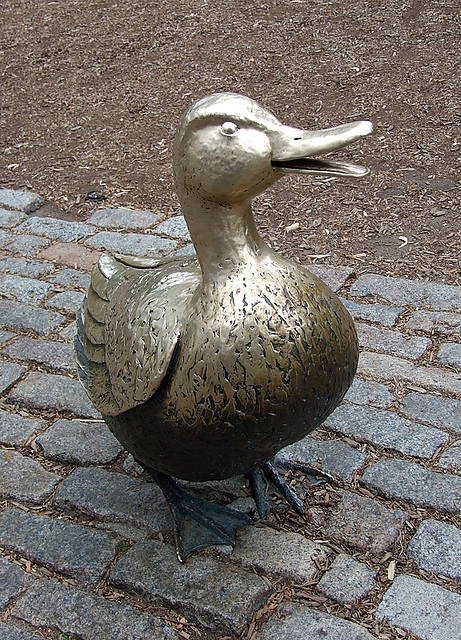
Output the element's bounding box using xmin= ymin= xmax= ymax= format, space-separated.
xmin=75 ymin=93 xmax=373 ymax=561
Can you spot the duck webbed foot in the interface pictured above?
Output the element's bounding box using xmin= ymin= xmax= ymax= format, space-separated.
xmin=249 ymin=459 xmax=334 ymax=519
xmin=137 ymin=461 xmax=252 ymax=562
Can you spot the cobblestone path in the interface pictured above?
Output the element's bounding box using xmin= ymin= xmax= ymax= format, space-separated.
xmin=0 ymin=188 xmax=460 ymax=640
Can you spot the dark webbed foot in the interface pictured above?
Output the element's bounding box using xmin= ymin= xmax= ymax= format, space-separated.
xmin=137 ymin=461 xmax=251 ymax=562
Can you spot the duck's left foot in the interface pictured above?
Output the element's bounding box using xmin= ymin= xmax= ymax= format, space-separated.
xmin=249 ymin=459 xmax=334 ymax=519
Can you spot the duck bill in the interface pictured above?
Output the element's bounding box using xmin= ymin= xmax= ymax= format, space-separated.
xmin=271 ymin=120 xmax=373 ymax=178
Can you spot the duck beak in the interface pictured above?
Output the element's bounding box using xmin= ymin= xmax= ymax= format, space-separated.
xmin=271 ymin=120 xmax=374 ymax=178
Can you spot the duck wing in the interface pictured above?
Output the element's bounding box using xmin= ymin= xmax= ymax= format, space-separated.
xmin=75 ymin=253 xmax=201 ymax=416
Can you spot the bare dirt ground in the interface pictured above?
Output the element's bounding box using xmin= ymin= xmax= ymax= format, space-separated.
xmin=0 ymin=0 xmax=459 ymax=284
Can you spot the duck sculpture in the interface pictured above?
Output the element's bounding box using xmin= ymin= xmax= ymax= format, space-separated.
xmin=75 ymin=93 xmax=373 ymax=561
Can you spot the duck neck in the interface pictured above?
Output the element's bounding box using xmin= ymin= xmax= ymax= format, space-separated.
xmin=181 ymin=194 xmax=270 ymax=286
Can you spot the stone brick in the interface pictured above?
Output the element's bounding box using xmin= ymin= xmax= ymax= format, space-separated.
xmin=340 ymin=297 xmax=404 ymax=327
xmin=153 ymin=215 xmax=190 ymax=239
xmin=325 ymin=403 xmax=447 ymax=459
xmin=306 ymin=264 xmax=353 ymax=292
xmin=88 ymin=207 xmax=162 ymax=229
xmin=320 ymin=490 xmax=408 ymax=555
xmin=0 ymin=508 xmax=120 ymax=586
xmin=0 ymin=450 xmax=61 ymax=503
xmin=438 ymin=445 xmax=461 ymax=474
xmin=0 ymin=408 xmax=45 ymax=446
xmin=52 ymin=467 xmax=171 ymax=534
xmin=254 ymin=602 xmax=375 ymax=640
xmin=85 ymin=231 xmax=176 ymax=257
xmin=0 ymin=300 xmax=65 ymax=336
xmin=316 ymin=554 xmax=377 ymax=604
xmin=36 ymin=418 xmax=123 ymax=465
xmin=0 ymin=330 xmax=16 ymax=344
xmin=0 ymin=256 xmax=54 ymax=277
xmin=362 ymin=458 xmax=461 ymax=513
xmin=0 ymin=361 xmax=27 ymax=394
xmin=0 ymin=189 xmax=44 ymax=213
xmin=408 ymin=519 xmax=461 ymax=579
xmin=0 ymin=274 xmax=53 ymax=304
xmin=2 ymin=234 xmax=50 ymax=256
xmin=276 ymin=436 xmax=367 ymax=481
xmin=0 ymin=622 xmax=43 ymax=640
xmin=0 ymin=557 xmax=34 ymax=608
xmin=0 ymin=208 xmax=27 ymax=227
xmin=350 ymin=273 xmax=461 ymax=311
xmin=16 ymin=217 xmax=96 ymax=242
xmin=46 ymin=267 xmax=91 ymax=290
xmin=0 ymin=228 xmax=12 ymax=247
xmin=230 ymin=526 xmax=329 ymax=582
xmin=376 ymin=574 xmax=461 ymax=640
xmin=355 ymin=322 xmax=430 ymax=359
xmin=37 ymin=242 xmax=100 ymax=271
xmin=171 ymin=243 xmax=196 ymax=257
xmin=400 ymin=391 xmax=461 ymax=434
xmin=110 ymin=539 xmax=272 ymax=634
xmin=45 ymin=290 xmax=85 ymax=314
xmin=438 ymin=342 xmax=461 ymax=368
xmin=8 ymin=372 xmax=100 ymax=418
xmin=344 ymin=377 xmax=395 ymax=408
xmin=2 ymin=337 xmax=76 ymax=374
xmin=357 ymin=351 xmax=461 ymax=395
xmin=405 ymin=309 xmax=461 ymax=335
xmin=11 ymin=578 xmax=175 ymax=639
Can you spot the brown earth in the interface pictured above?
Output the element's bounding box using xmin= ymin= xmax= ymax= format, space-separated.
xmin=0 ymin=0 xmax=459 ymax=285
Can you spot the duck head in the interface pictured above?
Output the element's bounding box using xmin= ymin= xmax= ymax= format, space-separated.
xmin=173 ymin=92 xmax=373 ymax=206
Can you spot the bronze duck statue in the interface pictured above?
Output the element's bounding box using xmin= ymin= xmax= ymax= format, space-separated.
xmin=75 ymin=93 xmax=373 ymax=561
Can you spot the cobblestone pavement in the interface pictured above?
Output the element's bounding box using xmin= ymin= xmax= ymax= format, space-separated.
xmin=0 ymin=188 xmax=460 ymax=640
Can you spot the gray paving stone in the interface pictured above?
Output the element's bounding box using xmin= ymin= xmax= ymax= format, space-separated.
xmin=407 ymin=519 xmax=461 ymax=579
xmin=276 ymin=436 xmax=367 ymax=481
xmin=325 ymin=403 xmax=447 ymax=459
xmin=0 ymin=330 xmax=16 ymax=344
xmin=16 ymin=216 xmax=96 ymax=242
xmin=3 ymin=234 xmax=51 ymax=257
xmin=355 ymin=322 xmax=431 ymax=359
xmin=52 ymin=467 xmax=171 ymax=534
xmin=316 ymin=553 xmax=377 ymax=604
xmin=350 ymin=273 xmax=461 ymax=311
xmin=36 ymin=418 xmax=123 ymax=465
xmin=57 ymin=320 xmax=76 ymax=343
xmin=0 ymin=274 xmax=53 ymax=304
xmin=153 ymin=215 xmax=190 ymax=239
xmin=340 ymin=297 xmax=404 ymax=327
xmin=0 ymin=450 xmax=61 ymax=503
xmin=254 ymin=602 xmax=375 ymax=639
xmin=38 ymin=241 xmax=100 ymax=271
xmin=0 ymin=300 xmax=65 ymax=335
xmin=306 ymin=264 xmax=353 ymax=292
xmin=8 ymin=371 xmax=100 ymax=418
xmin=94 ymin=520 xmax=149 ymax=542
xmin=405 ymin=309 xmax=461 ymax=335
xmin=362 ymin=458 xmax=461 ymax=513
xmin=85 ymin=230 xmax=176 ymax=257
xmin=0 ymin=622 xmax=44 ymax=640
xmin=110 ymin=539 xmax=272 ymax=634
xmin=438 ymin=444 xmax=461 ymax=474
xmin=88 ymin=207 xmax=162 ymax=230
xmin=2 ymin=337 xmax=76 ymax=374
xmin=0 ymin=408 xmax=45 ymax=446
xmin=344 ymin=377 xmax=395 ymax=408
xmin=0 ymin=361 xmax=27 ymax=394
xmin=0 ymin=189 xmax=44 ymax=214
xmin=357 ymin=351 xmax=461 ymax=395
xmin=11 ymin=578 xmax=175 ymax=640
xmin=44 ymin=290 xmax=85 ymax=314
xmin=0 ymin=256 xmax=55 ymax=277
xmin=320 ymin=490 xmax=408 ymax=555
xmin=438 ymin=341 xmax=461 ymax=368
xmin=0 ymin=557 xmax=35 ymax=608
xmin=46 ymin=267 xmax=91 ymax=290
xmin=376 ymin=574 xmax=461 ymax=640
xmin=0 ymin=508 xmax=120 ymax=586
xmin=171 ymin=243 xmax=196 ymax=257
xmin=230 ymin=526 xmax=329 ymax=582
xmin=0 ymin=228 xmax=12 ymax=247
xmin=0 ymin=208 xmax=27 ymax=227
xmin=400 ymin=391 xmax=461 ymax=434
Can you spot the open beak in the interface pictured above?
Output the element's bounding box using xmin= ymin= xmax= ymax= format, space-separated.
xmin=271 ymin=120 xmax=374 ymax=178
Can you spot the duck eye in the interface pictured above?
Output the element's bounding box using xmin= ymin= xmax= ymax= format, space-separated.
xmin=220 ymin=121 xmax=239 ymax=136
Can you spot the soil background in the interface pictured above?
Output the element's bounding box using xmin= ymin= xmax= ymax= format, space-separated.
xmin=1 ymin=0 xmax=459 ymax=284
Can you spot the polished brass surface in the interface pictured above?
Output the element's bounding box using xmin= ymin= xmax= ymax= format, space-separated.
xmin=75 ymin=93 xmax=373 ymax=484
